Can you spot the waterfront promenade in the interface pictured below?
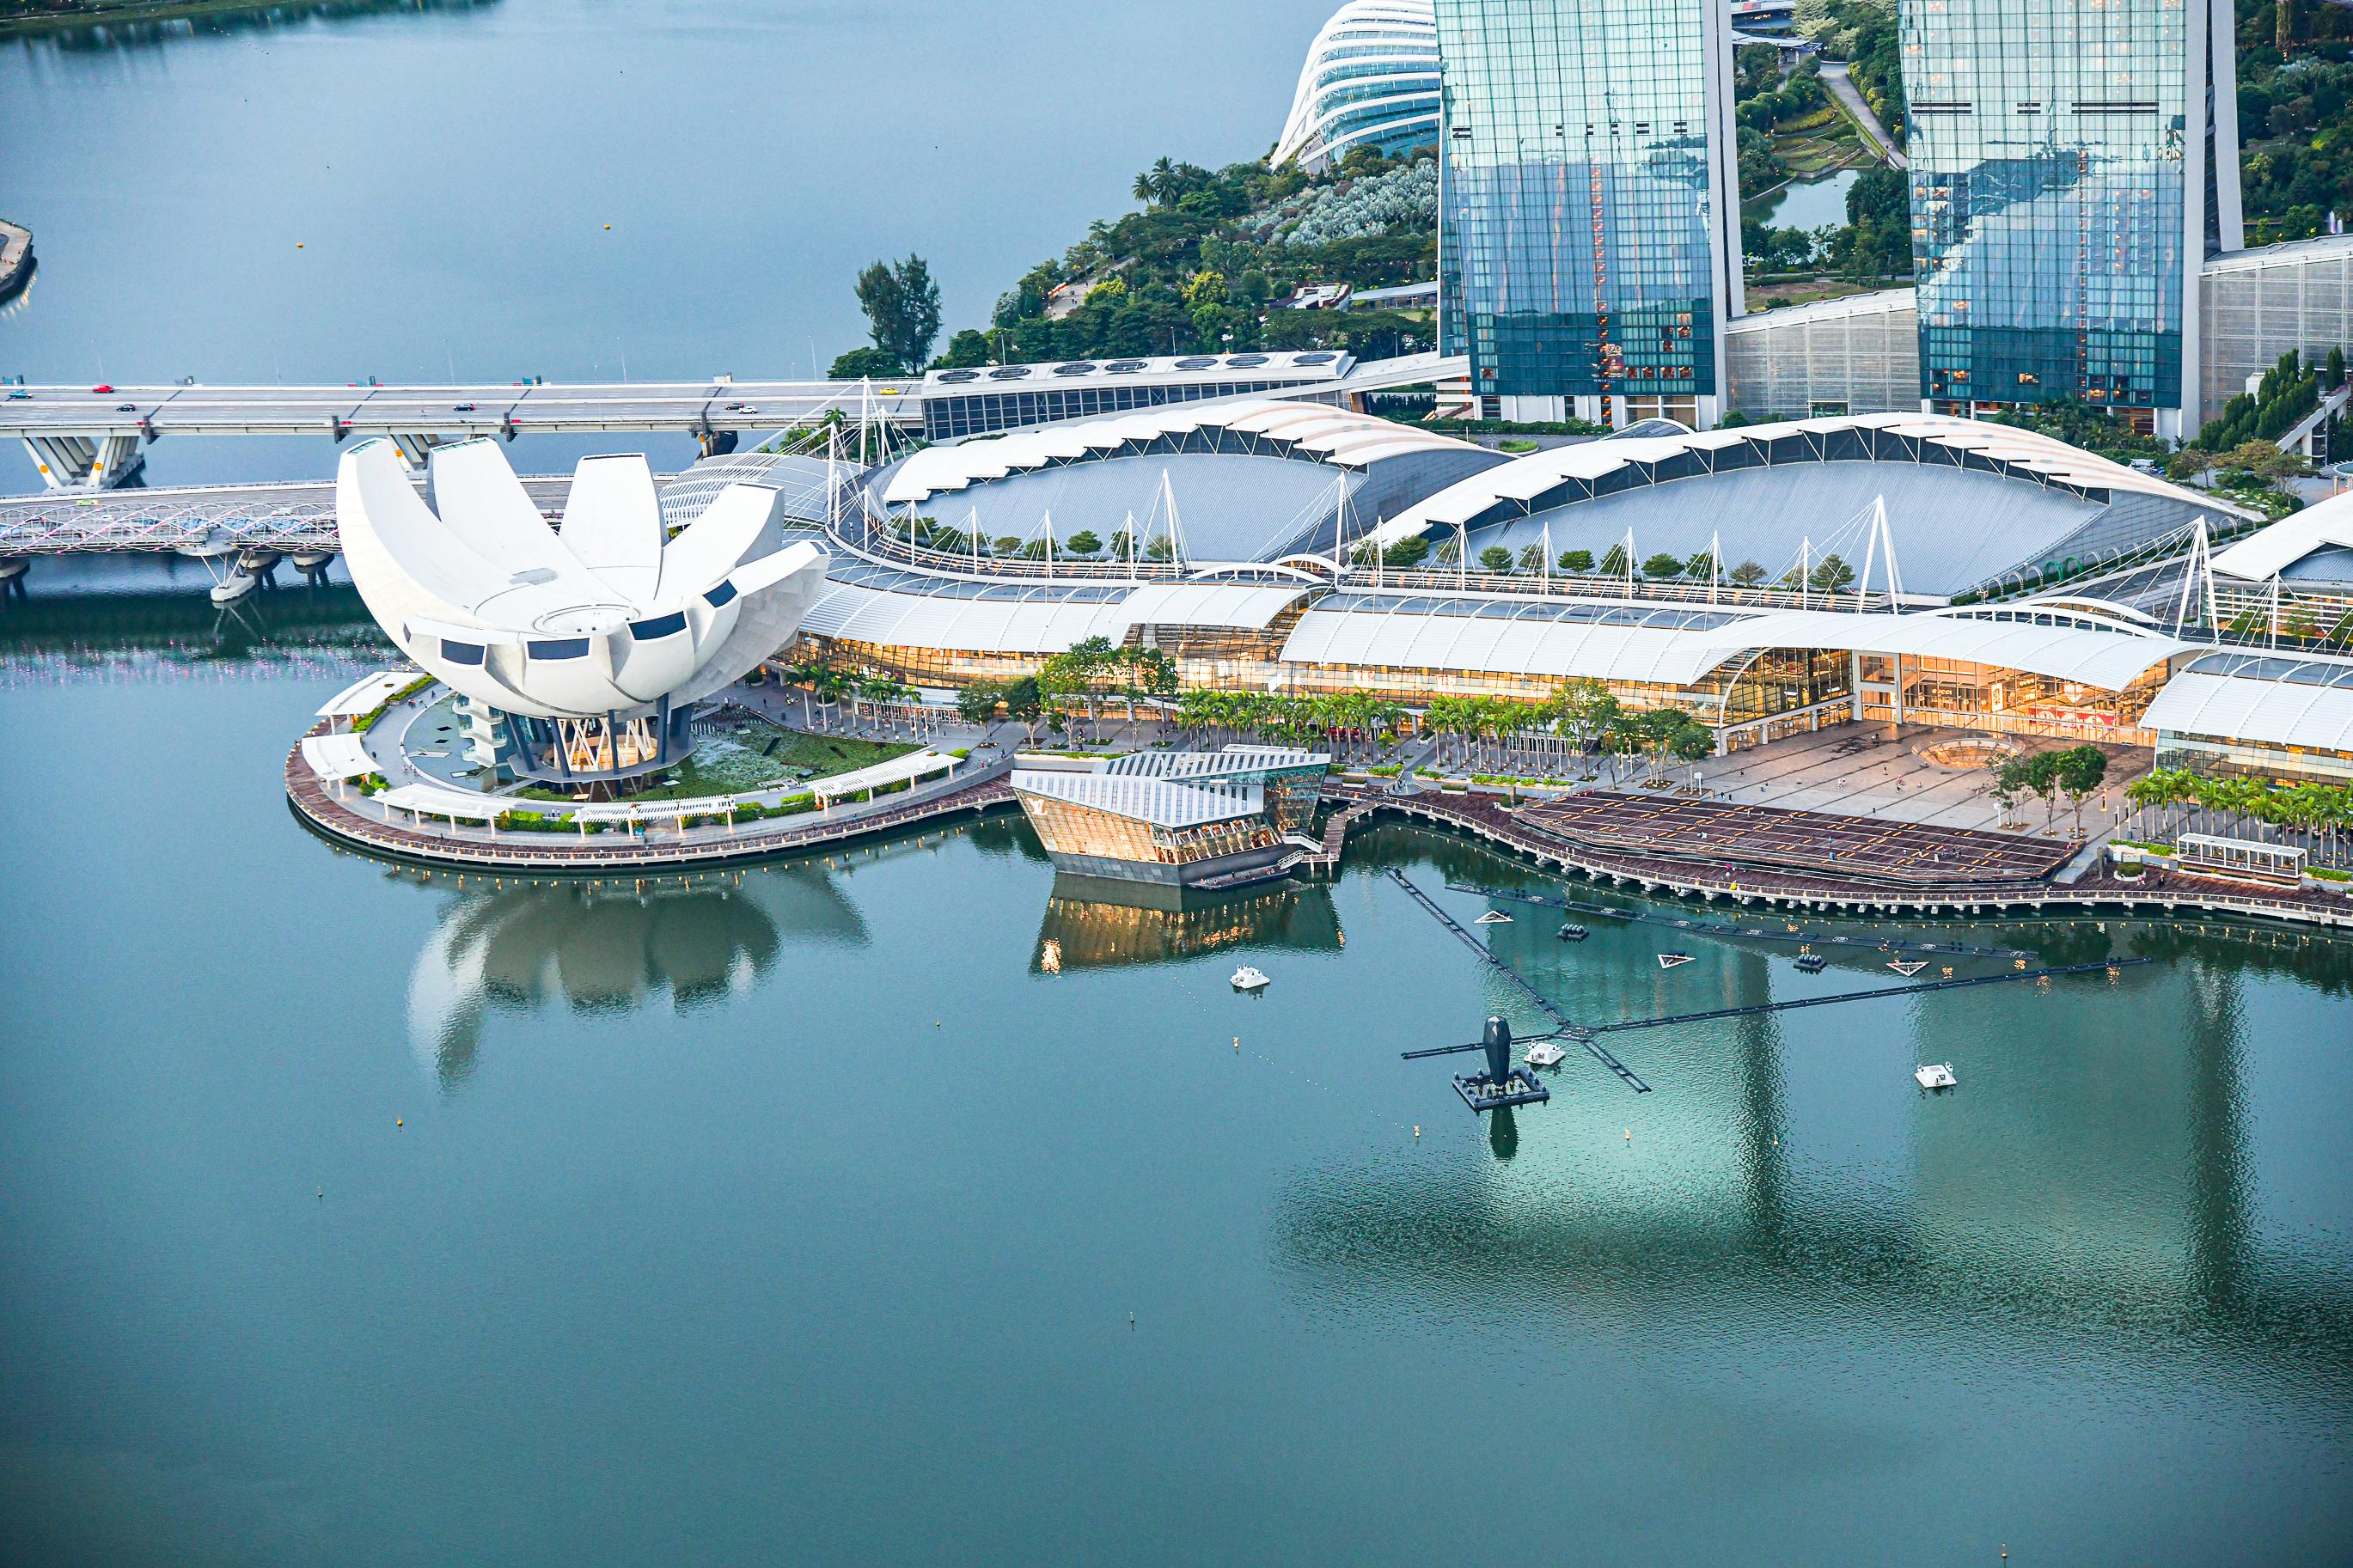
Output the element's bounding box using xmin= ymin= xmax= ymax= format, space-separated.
xmin=1331 ymin=782 xmax=2353 ymax=933
xmin=287 ymin=723 xmax=1018 ymax=872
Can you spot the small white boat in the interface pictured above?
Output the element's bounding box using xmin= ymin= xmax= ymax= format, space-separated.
xmin=1525 ymin=1040 xmax=1567 ymax=1069
xmin=1915 ymin=1062 xmax=1958 ymax=1090
xmin=1230 ymin=965 xmax=1270 ymax=991
xmin=209 ymin=570 xmax=257 ymax=605
xmin=1474 ymin=909 xmax=1513 ymax=924
xmin=1657 ymin=952 xmax=1694 ymax=970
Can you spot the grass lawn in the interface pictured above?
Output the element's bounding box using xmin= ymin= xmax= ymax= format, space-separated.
xmin=516 ymin=718 xmax=919 ymax=802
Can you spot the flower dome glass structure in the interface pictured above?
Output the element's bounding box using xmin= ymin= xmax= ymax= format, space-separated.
xmin=336 ymin=436 xmax=828 ymax=784
xmin=1271 ymin=0 xmax=1440 ymax=173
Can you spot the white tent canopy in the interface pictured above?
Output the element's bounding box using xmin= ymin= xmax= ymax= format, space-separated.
xmin=315 ymin=669 xmax=416 ymax=724
xmin=810 ymin=749 xmax=957 ymax=802
xmin=377 ymin=784 xmax=505 ymax=822
xmin=300 ymin=733 xmax=381 ymax=782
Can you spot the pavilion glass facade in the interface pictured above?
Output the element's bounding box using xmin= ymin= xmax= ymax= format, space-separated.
xmin=1904 ymin=0 xmax=2195 ymax=419
xmin=1434 ymin=0 xmax=1727 ymax=399
xmin=1018 ymin=794 xmax=1280 ymax=869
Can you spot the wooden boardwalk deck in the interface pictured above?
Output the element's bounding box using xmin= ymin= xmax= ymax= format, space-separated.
xmin=1324 ymin=784 xmax=2353 ymax=935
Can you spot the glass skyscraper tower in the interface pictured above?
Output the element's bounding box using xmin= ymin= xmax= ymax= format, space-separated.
xmin=1903 ymin=0 xmax=2241 ymax=438
xmin=1433 ymin=0 xmax=1743 ymax=428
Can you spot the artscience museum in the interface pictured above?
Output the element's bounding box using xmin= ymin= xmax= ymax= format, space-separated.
xmin=335 ymin=436 xmax=828 ymax=788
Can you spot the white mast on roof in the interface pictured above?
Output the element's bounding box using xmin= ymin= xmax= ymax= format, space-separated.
xmin=2171 ymin=516 xmax=2214 ymax=637
xmin=1708 ymin=528 xmax=1720 ymax=605
xmin=1160 ymin=469 xmax=1189 ymax=570
xmin=1858 ymin=497 xmax=1881 ymax=612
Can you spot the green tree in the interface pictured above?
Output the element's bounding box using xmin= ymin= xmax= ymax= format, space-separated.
xmin=1553 ymin=678 xmax=1623 ymax=771
xmin=829 ymin=347 xmax=902 ymax=379
xmin=2020 ymin=751 xmax=2063 ymax=833
xmin=932 ymin=329 xmax=992 ymax=369
xmin=955 ymin=679 xmax=1004 ymax=729
xmin=1558 ymin=548 xmax=1596 ymax=573
xmin=854 ymin=253 xmax=943 ymax=370
xmin=1641 ymin=552 xmax=1685 ymax=580
xmin=1183 ymin=269 xmax=1227 ymax=309
xmin=1808 ymin=553 xmax=1858 ymax=595
xmin=1001 ymin=675 xmax=1046 ymax=741
xmin=1064 ymin=529 xmax=1103 ymax=556
xmin=1477 ymin=545 xmax=1516 ymax=574
xmin=1598 ymin=541 xmax=1630 ymax=578
xmin=2055 ymin=745 xmax=2109 ymax=836
xmin=1729 ymin=559 xmax=1768 ymax=588
xmin=1383 ymin=535 xmax=1432 ymax=569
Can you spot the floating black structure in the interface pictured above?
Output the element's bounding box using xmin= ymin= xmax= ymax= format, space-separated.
xmin=1451 ymin=1016 xmax=1550 ymax=1114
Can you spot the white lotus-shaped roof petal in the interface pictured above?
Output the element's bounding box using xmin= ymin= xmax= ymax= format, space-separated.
xmin=560 ymin=453 xmax=665 ymax=603
xmin=335 ymin=437 xmax=828 ymax=719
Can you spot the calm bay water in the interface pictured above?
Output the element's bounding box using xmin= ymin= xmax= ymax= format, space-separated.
xmin=0 ymin=0 xmax=1335 ymax=489
xmin=3 ymin=599 xmax=2353 ymax=1564
xmin=6 ymin=9 xmax=2353 ymax=1561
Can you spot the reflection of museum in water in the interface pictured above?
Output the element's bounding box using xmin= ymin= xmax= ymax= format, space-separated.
xmin=405 ymin=865 xmax=867 ymax=1084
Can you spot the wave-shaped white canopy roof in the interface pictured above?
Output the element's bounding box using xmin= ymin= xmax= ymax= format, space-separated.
xmin=801 ymin=558 xmax=2185 ymax=693
xmin=337 ymin=437 xmax=828 ymax=720
xmin=1379 ymin=412 xmax=2252 ymax=539
xmin=2142 ymin=652 xmax=2353 ymax=753
xmin=799 ymin=575 xmax=1323 ymax=657
xmin=878 ymin=399 xmax=1482 ymax=508
xmin=2212 ymin=489 xmax=2353 ymax=583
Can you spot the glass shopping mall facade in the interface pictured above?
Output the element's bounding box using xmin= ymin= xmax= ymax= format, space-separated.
xmin=1434 ymin=0 xmax=1736 ymax=423
xmin=1903 ymin=0 xmax=2238 ymax=436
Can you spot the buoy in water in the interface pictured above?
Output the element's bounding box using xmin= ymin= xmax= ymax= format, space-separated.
xmin=396 ymin=1118 xmax=404 ymax=1127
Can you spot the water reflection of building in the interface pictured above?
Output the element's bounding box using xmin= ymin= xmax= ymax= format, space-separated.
xmin=1032 ymin=876 xmax=1344 ymax=973
xmin=405 ymin=864 xmax=865 ymax=1084
xmin=1272 ymin=930 xmax=2353 ymax=1369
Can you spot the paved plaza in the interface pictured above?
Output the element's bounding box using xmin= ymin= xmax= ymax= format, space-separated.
xmin=1683 ymin=722 xmax=2149 ymax=839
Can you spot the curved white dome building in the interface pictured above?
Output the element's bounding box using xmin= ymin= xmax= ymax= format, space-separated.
xmin=336 ymin=436 xmax=828 ymax=785
xmin=1272 ymin=0 xmax=1440 ymax=173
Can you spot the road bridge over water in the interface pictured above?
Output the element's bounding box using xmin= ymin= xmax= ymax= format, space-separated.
xmin=0 ymin=473 xmax=578 ymax=561
xmin=4 ymin=378 xmax=923 ymax=489
xmin=0 ymin=353 xmax=1458 ymax=491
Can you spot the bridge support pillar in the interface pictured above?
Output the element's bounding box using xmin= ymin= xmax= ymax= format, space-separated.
xmin=23 ymin=432 xmax=144 ymax=490
xmin=389 ymin=433 xmax=451 ymax=469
